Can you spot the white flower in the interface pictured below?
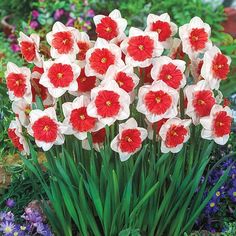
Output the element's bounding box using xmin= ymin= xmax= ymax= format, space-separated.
xmin=94 ymin=9 xmax=127 ymax=44
xmin=18 ymin=32 xmax=42 ymax=66
xmin=103 ymin=64 xmax=139 ymax=101
xmin=40 ymin=56 xmax=81 ymax=98
xmin=8 ymin=118 xmax=30 ymax=155
xmin=159 ymin=117 xmax=191 ymax=153
xmin=201 ymin=46 xmax=231 ymax=90
xmin=179 ymin=17 xmax=212 ymax=59
xmin=137 ymin=80 xmax=179 ymax=123
xmin=12 ymin=99 xmax=31 ymax=127
xmin=146 ymin=13 xmax=178 ymax=48
xmin=27 ymin=107 xmax=67 ymax=151
xmin=62 ymin=96 xmax=104 ymax=140
xmin=87 ymin=80 xmax=130 ymax=126
xmin=185 ymin=80 xmax=216 ymax=125
xmin=200 ymin=104 xmax=232 ymax=145
xmin=85 ymin=38 xmax=123 ymax=79
xmin=75 ymin=32 xmax=94 ymax=67
xmin=110 ymin=118 xmax=147 ymax=161
xmin=5 ymin=62 xmax=32 ymax=103
xmin=46 ymin=22 xmax=79 ymax=61
xmin=151 ymin=56 xmax=186 ymax=89
xmin=120 ymin=27 xmax=163 ymax=67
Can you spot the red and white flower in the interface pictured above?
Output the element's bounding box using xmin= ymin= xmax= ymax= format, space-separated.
xmin=200 ymin=104 xmax=232 ymax=145
xmin=69 ymin=68 xmax=97 ymax=97
xmin=82 ymin=127 xmax=106 ymax=151
xmin=5 ymin=62 xmax=32 ymax=103
xmin=168 ymin=38 xmax=185 ymax=60
xmin=46 ymin=22 xmax=79 ymax=61
xmin=85 ymin=38 xmax=123 ymax=79
xmin=8 ymin=118 xmax=30 ymax=155
xmin=146 ymin=118 xmax=168 ymax=140
xmin=40 ymin=56 xmax=81 ymax=98
xmin=179 ymin=17 xmax=212 ymax=59
xmin=201 ymin=46 xmax=231 ymax=90
xmin=190 ymin=58 xmax=203 ymax=81
xmin=159 ymin=117 xmax=191 ymax=153
xmin=87 ymin=80 xmax=130 ymax=126
xmin=145 ymin=13 xmax=178 ymax=48
xmin=76 ymin=32 xmax=94 ymax=66
xmin=62 ymin=96 xmax=104 ymax=140
xmin=151 ymin=56 xmax=186 ymax=89
xmin=185 ymin=80 xmax=216 ymax=125
xmin=18 ymin=32 xmax=41 ymax=66
xmin=94 ymin=9 xmax=127 ymax=44
xmin=120 ymin=27 xmax=163 ymax=67
xmin=31 ymin=71 xmax=55 ymax=107
xmin=110 ymin=118 xmax=147 ymax=161
xmin=28 ymin=107 xmax=67 ymax=151
xmin=104 ymin=64 xmax=139 ymax=98
xmin=12 ymin=99 xmax=31 ymax=127
xmin=137 ymin=80 xmax=179 ymax=123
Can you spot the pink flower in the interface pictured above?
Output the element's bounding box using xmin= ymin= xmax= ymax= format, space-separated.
xmin=87 ymin=80 xmax=130 ymax=126
xmin=39 ymin=56 xmax=81 ymax=98
xmin=179 ymin=17 xmax=212 ymax=59
xmin=201 ymin=46 xmax=231 ymax=90
xmin=27 ymin=107 xmax=67 ymax=151
xmin=137 ymin=80 xmax=179 ymax=123
xmin=8 ymin=118 xmax=29 ymax=155
xmin=94 ymin=9 xmax=127 ymax=44
xmin=85 ymin=38 xmax=123 ymax=79
xmin=18 ymin=32 xmax=42 ymax=66
xmin=62 ymin=96 xmax=104 ymax=140
xmin=46 ymin=22 xmax=79 ymax=61
xmin=185 ymin=80 xmax=216 ymax=125
xmin=5 ymin=62 xmax=32 ymax=103
xmin=145 ymin=13 xmax=178 ymax=49
xmin=200 ymin=104 xmax=232 ymax=145
xmin=159 ymin=117 xmax=191 ymax=153
xmin=151 ymin=56 xmax=186 ymax=89
xmin=120 ymin=27 xmax=163 ymax=67
xmin=110 ymin=118 xmax=147 ymax=161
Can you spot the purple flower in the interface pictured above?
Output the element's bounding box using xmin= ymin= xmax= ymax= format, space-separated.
xmin=22 ymin=208 xmax=43 ymax=224
xmin=205 ymin=199 xmax=219 ymax=214
xmin=3 ymin=212 xmax=15 ymax=222
xmin=86 ymin=9 xmax=95 ymax=18
xmin=232 ymin=179 xmax=236 ymax=187
xmin=32 ymin=10 xmax=39 ymax=19
xmin=66 ymin=17 xmax=75 ymax=27
xmin=6 ymin=199 xmax=15 ymax=208
xmin=30 ymin=20 xmax=39 ymax=30
xmin=227 ymin=187 xmax=236 ymax=202
xmin=10 ymin=43 xmax=20 ymax=53
xmin=0 ymin=221 xmax=15 ymax=235
xmin=36 ymin=223 xmax=53 ymax=236
xmin=53 ymin=9 xmax=64 ymax=20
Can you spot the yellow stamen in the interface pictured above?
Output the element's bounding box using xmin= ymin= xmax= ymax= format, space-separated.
xmin=106 ymin=101 xmax=111 ymax=106
xmin=43 ymin=125 xmax=49 ymax=131
xmin=106 ymin=27 xmax=112 ymax=32
xmin=101 ymin=57 xmax=107 ymax=63
xmin=57 ymin=73 xmax=63 ymax=79
xmin=138 ymin=45 xmax=144 ymax=50
xmin=210 ymin=202 xmax=215 ymax=208
xmin=155 ymin=97 xmax=161 ymax=103
xmin=80 ymin=114 xmax=85 ymax=120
